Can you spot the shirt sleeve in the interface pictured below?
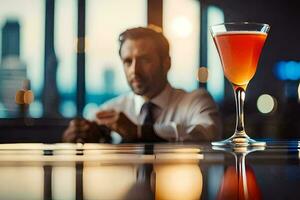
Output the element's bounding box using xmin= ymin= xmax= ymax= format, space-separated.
xmin=154 ymin=89 xmax=221 ymax=142
xmin=153 ymin=122 xmax=178 ymax=142
xmin=91 ymin=94 xmax=131 ymax=144
xmin=180 ymin=89 xmax=222 ymax=142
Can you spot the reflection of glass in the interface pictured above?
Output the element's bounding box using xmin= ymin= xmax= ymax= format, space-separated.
xmin=210 ymin=22 xmax=270 ymax=147
xmin=214 ymin=146 xmax=263 ymax=200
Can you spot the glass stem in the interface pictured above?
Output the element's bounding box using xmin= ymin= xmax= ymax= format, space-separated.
xmin=235 ymin=153 xmax=248 ymax=200
xmin=234 ymin=87 xmax=246 ymax=134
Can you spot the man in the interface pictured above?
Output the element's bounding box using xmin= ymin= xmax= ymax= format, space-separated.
xmin=63 ymin=27 xmax=221 ymax=143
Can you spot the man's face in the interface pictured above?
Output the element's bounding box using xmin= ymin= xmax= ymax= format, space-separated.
xmin=120 ymin=38 xmax=169 ymax=99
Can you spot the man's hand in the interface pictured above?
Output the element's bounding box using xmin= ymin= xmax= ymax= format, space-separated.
xmin=62 ymin=118 xmax=110 ymax=143
xmin=95 ymin=110 xmax=138 ymax=142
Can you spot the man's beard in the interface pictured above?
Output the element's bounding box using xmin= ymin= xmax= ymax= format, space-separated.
xmin=130 ymin=83 xmax=147 ymax=95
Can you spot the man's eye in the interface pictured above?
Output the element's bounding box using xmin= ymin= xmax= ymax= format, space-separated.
xmin=123 ymin=59 xmax=132 ymax=66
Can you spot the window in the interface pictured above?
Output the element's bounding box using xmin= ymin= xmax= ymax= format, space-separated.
xmin=55 ymin=0 xmax=77 ymax=118
xmin=207 ymin=6 xmax=225 ymax=103
xmin=0 ymin=0 xmax=205 ymax=119
xmin=163 ymin=0 xmax=200 ymax=92
xmin=84 ymin=0 xmax=147 ymax=119
xmin=0 ymin=0 xmax=44 ymax=118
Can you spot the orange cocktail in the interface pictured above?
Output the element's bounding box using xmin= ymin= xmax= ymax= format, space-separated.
xmin=213 ymin=31 xmax=267 ymax=88
xmin=210 ymin=22 xmax=270 ymax=147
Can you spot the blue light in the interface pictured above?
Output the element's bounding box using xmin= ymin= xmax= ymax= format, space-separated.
xmin=274 ymin=61 xmax=300 ymax=80
xmin=59 ymin=101 xmax=76 ymax=118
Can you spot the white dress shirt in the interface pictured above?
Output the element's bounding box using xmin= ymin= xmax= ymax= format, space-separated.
xmin=98 ymin=83 xmax=221 ymax=143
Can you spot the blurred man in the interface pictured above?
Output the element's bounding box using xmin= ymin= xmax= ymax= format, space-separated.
xmin=63 ymin=27 xmax=221 ymax=143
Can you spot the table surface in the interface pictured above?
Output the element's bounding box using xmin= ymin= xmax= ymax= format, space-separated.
xmin=0 ymin=142 xmax=299 ymax=200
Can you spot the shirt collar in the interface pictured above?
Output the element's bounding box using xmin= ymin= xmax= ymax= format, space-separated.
xmin=134 ymin=83 xmax=173 ymax=116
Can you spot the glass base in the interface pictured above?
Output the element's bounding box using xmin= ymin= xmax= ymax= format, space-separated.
xmin=211 ymin=132 xmax=266 ymax=147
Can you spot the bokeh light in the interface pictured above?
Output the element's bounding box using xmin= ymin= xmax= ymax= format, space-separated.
xmin=83 ymin=103 xmax=99 ymax=120
xmin=0 ymin=103 xmax=6 ymax=118
xmin=257 ymin=94 xmax=277 ymax=114
xmin=298 ymin=83 xmax=300 ymax=102
xmin=274 ymin=61 xmax=300 ymax=80
xmin=197 ymin=67 xmax=208 ymax=83
xmin=59 ymin=101 xmax=76 ymax=118
xmin=171 ymin=16 xmax=192 ymax=38
xmin=83 ymin=165 xmax=136 ymax=200
xmin=155 ymin=164 xmax=202 ymax=200
xmin=29 ymin=100 xmax=43 ymax=118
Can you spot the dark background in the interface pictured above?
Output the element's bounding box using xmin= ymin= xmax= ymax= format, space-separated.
xmin=203 ymin=0 xmax=300 ymax=139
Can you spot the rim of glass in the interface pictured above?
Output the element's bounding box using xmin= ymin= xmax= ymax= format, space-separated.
xmin=210 ymin=21 xmax=270 ymax=28
xmin=210 ymin=22 xmax=270 ymax=36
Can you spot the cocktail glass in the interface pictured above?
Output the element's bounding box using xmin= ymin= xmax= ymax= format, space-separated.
xmin=210 ymin=22 xmax=270 ymax=147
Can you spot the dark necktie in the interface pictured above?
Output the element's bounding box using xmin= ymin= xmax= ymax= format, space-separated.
xmin=142 ymin=102 xmax=155 ymax=125
xmin=141 ymin=102 xmax=165 ymax=142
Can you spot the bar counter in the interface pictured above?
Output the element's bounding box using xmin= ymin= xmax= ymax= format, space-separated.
xmin=0 ymin=142 xmax=299 ymax=200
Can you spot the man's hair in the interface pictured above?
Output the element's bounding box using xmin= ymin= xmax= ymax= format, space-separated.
xmin=118 ymin=26 xmax=170 ymax=59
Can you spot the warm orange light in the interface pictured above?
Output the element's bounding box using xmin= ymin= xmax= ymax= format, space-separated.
xmin=0 ymin=166 xmax=44 ymax=199
xmin=155 ymin=163 xmax=202 ymax=200
xmin=24 ymin=90 xmax=34 ymax=104
xmin=15 ymin=90 xmax=34 ymax=105
xmin=197 ymin=67 xmax=209 ymax=83
xmin=83 ymin=165 xmax=136 ymax=199
xmin=15 ymin=90 xmax=25 ymax=104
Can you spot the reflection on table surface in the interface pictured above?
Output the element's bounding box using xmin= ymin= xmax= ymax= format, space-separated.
xmin=0 ymin=142 xmax=300 ymax=200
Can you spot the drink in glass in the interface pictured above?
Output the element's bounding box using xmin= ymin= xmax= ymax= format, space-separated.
xmin=210 ymin=22 xmax=270 ymax=146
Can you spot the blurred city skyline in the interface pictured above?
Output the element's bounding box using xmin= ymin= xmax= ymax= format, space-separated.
xmin=0 ymin=0 xmax=204 ymax=118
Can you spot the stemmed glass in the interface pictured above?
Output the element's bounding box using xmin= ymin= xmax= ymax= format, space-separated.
xmin=210 ymin=22 xmax=270 ymax=147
